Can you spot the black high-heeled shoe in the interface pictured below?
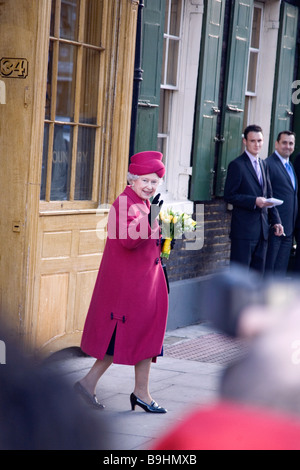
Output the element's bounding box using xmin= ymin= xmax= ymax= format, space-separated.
xmin=130 ymin=393 xmax=167 ymax=413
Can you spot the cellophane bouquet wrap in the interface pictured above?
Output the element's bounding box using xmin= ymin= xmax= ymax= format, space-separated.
xmin=159 ymin=208 xmax=197 ymax=259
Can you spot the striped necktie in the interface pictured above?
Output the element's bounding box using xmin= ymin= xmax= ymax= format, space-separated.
xmin=254 ymin=159 xmax=263 ymax=186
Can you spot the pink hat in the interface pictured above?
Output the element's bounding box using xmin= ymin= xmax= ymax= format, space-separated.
xmin=129 ymin=151 xmax=165 ymax=178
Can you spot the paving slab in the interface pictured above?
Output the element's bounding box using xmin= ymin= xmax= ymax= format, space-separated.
xmin=44 ymin=323 xmax=247 ymax=450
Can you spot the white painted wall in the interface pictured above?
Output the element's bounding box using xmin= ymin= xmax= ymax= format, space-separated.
xmin=161 ymin=0 xmax=204 ymax=213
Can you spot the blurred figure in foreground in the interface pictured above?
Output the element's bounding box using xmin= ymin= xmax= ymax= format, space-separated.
xmin=220 ymin=304 xmax=300 ymax=418
xmin=201 ymin=264 xmax=300 ymax=339
xmin=154 ymin=267 xmax=300 ymax=450
xmin=0 ymin=323 xmax=109 ymax=450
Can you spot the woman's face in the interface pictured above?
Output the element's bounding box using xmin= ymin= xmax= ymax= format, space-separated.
xmin=131 ymin=173 xmax=160 ymax=200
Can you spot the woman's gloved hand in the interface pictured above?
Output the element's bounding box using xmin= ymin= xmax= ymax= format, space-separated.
xmin=148 ymin=193 xmax=163 ymax=227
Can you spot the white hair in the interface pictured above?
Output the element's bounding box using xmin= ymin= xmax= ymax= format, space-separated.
xmin=127 ymin=172 xmax=162 ymax=185
xmin=127 ymin=172 xmax=140 ymax=184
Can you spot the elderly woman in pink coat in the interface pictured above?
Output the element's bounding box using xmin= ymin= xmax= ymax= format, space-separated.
xmin=74 ymin=151 xmax=169 ymax=413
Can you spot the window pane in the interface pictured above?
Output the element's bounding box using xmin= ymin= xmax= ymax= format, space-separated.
xmin=170 ymin=0 xmax=182 ymax=37
xmin=251 ymin=7 xmax=261 ymax=49
xmin=167 ymin=39 xmax=179 ymax=86
xmin=80 ymin=48 xmax=100 ymax=124
xmin=243 ymin=96 xmax=250 ymax=131
xmin=247 ymin=51 xmax=258 ymax=93
xmin=84 ymin=0 xmax=103 ymax=46
xmin=51 ymin=124 xmax=73 ymax=200
xmin=50 ymin=0 xmax=55 ymax=36
xmin=161 ymin=38 xmax=167 ymax=84
xmin=40 ymin=123 xmax=49 ymax=200
xmin=74 ymin=127 xmax=95 ymax=200
xmin=158 ymin=89 xmax=170 ymax=134
xmin=56 ymin=43 xmax=77 ymax=120
xmin=164 ymin=0 xmax=170 ymax=34
xmin=60 ymin=0 xmax=79 ymax=40
xmin=157 ymin=136 xmax=168 ymax=165
xmin=45 ymin=42 xmax=54 ymax=120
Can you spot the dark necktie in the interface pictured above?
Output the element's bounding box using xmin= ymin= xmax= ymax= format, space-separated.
xmin=254 ymin=159 xmax=263 ymax=186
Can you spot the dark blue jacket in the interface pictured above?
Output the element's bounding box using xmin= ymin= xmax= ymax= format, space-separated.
xmin=224 ymin=152 xmax=281 ymax=240
xmin=265 ymin=152 xmax=298 ymax=237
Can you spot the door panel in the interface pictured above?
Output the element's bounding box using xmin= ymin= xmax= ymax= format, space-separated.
xmin=190 ymin=0 xmax=226 ymax=201
xmin=216 ymin=0 xmax=253 ymax=196
xmin=37 ymin=273 xmax=69 ymax=347
xmin=269 ymin=2 xmax=298 ymax=152
xmin=33 ymin=212 xmax=106 ymax=353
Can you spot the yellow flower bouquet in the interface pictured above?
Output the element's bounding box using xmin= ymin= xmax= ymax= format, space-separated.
xmin=159 ymin=208 xmax=197 ymax=259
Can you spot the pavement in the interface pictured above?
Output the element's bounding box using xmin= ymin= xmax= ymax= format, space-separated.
xmin=44 ymin=322 xmax=249 ymax=451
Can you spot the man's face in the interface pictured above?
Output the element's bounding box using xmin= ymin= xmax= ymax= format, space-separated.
xmin=275 ymin=134 xmax=295 ymax=160
xmin=243 ymin=131 xmax=264 ymax=157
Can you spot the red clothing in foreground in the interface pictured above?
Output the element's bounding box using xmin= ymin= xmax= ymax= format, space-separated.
xmin=154 ymin=401 xmax=300 ymax=450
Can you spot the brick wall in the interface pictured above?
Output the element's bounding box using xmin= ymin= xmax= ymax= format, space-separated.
xmin=166 ymin=198 xmax=231 ymax=282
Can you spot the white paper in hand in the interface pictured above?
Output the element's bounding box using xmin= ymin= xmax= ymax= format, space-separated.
xmin=265 ymin=198 xmax=283 ymax=207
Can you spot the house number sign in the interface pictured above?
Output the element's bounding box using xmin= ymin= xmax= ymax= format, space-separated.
xmin=0 ymin=58 xmax=28 ymax=78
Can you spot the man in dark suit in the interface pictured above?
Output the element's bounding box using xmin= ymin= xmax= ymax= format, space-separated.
xmin=292 ymin=151 xmax=300 ymax=271
xmin=224 ymin=125 xmax=284 ymax=273
xmin=265 ymin=131 xmax=297 ymax=274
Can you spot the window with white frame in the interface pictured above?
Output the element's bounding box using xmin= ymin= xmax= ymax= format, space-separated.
xmin=244 ymin=3 xmax=263 ymax=128
xmin=246 ymin=3 xmax=263 ymax=95
xmin=157 ymin=0 xmax=183 ymax=181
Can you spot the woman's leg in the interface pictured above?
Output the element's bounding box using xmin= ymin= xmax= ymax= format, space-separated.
xmin=79 ymin=354 xmax=114 ymax=395
xmin=133 ymin=357 xmax=153 ymax=404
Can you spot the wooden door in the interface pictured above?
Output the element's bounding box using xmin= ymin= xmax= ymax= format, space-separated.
xmin=190 ymin=0 xmax=253 ymax=200
xmin=190 ymin=0 xmax=226 ymax=201
xmin=28 ymin=0 xmax=139 ymax=354
xmin=134 ymin=0 xmax=166 ymax=153
xmin=269 ymin=2 xmax=298 ymax=152
xmin=215 ymin=0 xmax=253 ymax=196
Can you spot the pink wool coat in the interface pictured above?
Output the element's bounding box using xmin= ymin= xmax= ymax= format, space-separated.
xmin=80 ymin=186 xmax=169 ymax=365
